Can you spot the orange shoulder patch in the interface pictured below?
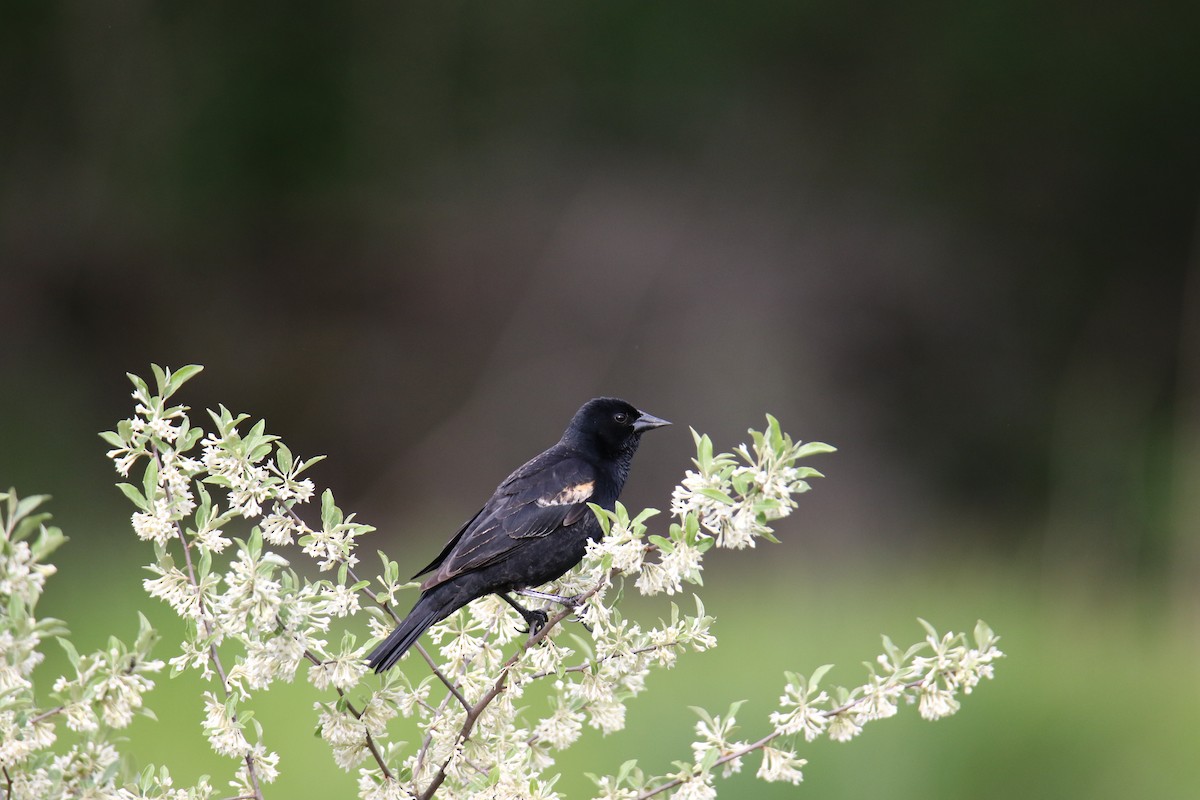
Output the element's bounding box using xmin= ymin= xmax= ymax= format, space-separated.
xmin=536 ymin=481 xmax=595 ymax=507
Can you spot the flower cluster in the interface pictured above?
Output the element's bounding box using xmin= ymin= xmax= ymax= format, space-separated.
xmin=632 ymin=419 xmax=835 ymax=596
xmin=0 ymin=490 xmax=166 ymax=798
xmin=99 ymin=365 xmax=374 ymax=798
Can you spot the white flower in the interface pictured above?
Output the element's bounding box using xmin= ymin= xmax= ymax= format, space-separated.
xmin=358 ymin=771 xmax=416 ymax=800
xmin=634 ymin=562 xmax=672 ymax=596
xmin=757 ymin=745 xmax=806 ymax=785
xmin=569 ymin=671 xmax=614 ymax=705
xmin=858 ymin=675 xmax=900 ymax=720
xmin=533 ymin=705 xmax=584 ymax=750
xmin=324 ymin=583 xmax=362 ymax=617
xmin=827 ymin=712 xmax=863 ymax=742
xmin=918 ymin=683 xmax=960 ymax=720
xmin=94 ymin=665 xmax=160 ymax=728
xmin=0 ymin=711 xmax=55 ymax=764
xmin=279 ymin=477 xmax=316 ymax=504
xmin=302 ymin=526 xmax=360 ymax=571
xmin=713 ymin=508 xmax=759 ymax=549
xmin=769 ymin=683 xmax=829 ymax=742
xmin=669 ymin=470 xmax=725 ymax=520
xmin=249 ymin=744 xmax=281 ymax=783
xmin=0 ymin=541 xmax=55 ymax=603
xmin=590 ymin=775 xmax=638 ymax=800
xmin=63 ymin=701 xmax=99 ymax=733
xmin=261 ymin=512 xmax=297 ymax=546
xmin=587 ymin=697 xmax=627 ymax=735
xmin=309 ymin=654 xmax=368 ymax=691
xmin=202 ymin=692 xmax=249 ymax=757
xmin=131 ymin=509 xmax=174 ymax=546
xmin=192 ymin=525 xmax=229 ymax=553
xmin=143 ymin=566 xmax=202 ymax=618
xmin=319 ymin=705 xmax=366 ymax=749
xmin=672 ymin=775 xmax=716 ymax=800
xmin=108 ymin=447 xmax=140 ymax=476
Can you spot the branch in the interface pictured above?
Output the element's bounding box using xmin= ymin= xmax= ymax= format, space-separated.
xmin=28 ymin=705 xmax=64 ymax=725
xmin=634 ymin=678 xmax=928 ymax=798
xmin=303 ymin=649 xmax=394 ymax=782
xmin=416 ymin=578 xmax=609 ymax=799
xmin=526 ymin=640 xmax=686 ymax=682
xmin=636 ymin=732 xmax=781 ymax=800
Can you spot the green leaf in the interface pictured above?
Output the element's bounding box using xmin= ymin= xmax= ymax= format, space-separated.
xmin=57 ymin=637 xmax=81 ymax=669
xmin=116 ymin=483 xmax=148 ymax=511
xmin=587 ymin=502 xmax=611 ymax=534
xmin=142 ymin=459 xmax=160 ymax=506
xmin=692 ymin=428 xmax=713 ymax=472
xmin=765 ymin=413 xmax=784 ymax=452
xmin=126 ymin=371 xmax=150 ymax=401
xmin=689 ymin=705 xmax=715 ymax=727
xmin=795 ymin=441 xmax=837 ymax=458
xmin=166 ymin=364 xmax=204 ymax=396
xmin=974 ymin=619 xmax=997 ymax=649
xmin=808 ymin=664 xmax=834 ymax=692
xmin=320 ymin=490 xmax=341 ymax=529
xmin=12 ymin=511 xmax=52 ymax=543
xmin=14 ymin=493 xmax=50 ymax=521
xmin=150 ymin=363 xmax=169 ymax=396
xmin=880 ymin=634 xmax=900 ymax=663
xmin=647 ymin=535 xmax=673 ymax=553
xmin=697 ymin=487 xmax=736 ymax=506
xmin=631 ymin=507 xmax=661 ymax=527
xmin=293 ymin=454 xmax=326 ymax=476
xmin=276 ymin=442 xmax=294 ymax=475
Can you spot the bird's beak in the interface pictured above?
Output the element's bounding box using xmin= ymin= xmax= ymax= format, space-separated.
xmin=633 ymin=411 xmax=672 ymax=433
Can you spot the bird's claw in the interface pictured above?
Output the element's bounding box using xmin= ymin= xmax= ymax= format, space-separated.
xmin=517 ymin=608 xmax=549 ymax=636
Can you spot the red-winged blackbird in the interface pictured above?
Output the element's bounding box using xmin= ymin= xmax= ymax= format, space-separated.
xmin=366 ymin=398 xmax=670 ymax=672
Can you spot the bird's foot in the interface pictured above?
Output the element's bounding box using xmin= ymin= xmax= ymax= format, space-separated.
xmin=501 ymin=593 xmax=550 ymax=636
xmin=518 ymin=608 xmax=549 ymax=636
xmin=517 ymin=588 xmax=585 ymax=608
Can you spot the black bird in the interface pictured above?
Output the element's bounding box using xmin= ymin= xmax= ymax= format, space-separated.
xmin=366 ymin=397 xmax=670 ymax=672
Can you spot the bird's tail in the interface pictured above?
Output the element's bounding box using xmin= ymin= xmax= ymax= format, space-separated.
xmin=366 ymin=586 xmax=462 ymax=672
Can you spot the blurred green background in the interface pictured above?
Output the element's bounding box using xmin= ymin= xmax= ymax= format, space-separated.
xmin=3 ymin=2 xmax=1199 ymax=797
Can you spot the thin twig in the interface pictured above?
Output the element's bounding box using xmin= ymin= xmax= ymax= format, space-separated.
xmin=28 ymin=705 xmax=64 ymax=725
xmin=303 ymin=650 xmax=394 ymax=781
xmin=525 ymin=641 xmax=684 ymax=682
xmin=414 ymin=643 xmax=470 ymax=710
xmin=413 ymin=684 xmax=456 ymax=796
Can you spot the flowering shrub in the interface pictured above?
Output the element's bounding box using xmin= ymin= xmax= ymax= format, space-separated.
xmin=0 ymin=365 xmax=1001 ymax=799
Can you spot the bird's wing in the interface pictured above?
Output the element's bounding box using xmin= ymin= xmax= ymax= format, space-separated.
xmin=415 ymin=451 xmax=597 ymax=591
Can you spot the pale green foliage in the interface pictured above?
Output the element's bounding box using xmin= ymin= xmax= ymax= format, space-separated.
xmin=0 ymin=365 xmax=1002 ymax=800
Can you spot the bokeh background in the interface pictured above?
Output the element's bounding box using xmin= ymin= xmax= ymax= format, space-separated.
xmin=3 ymin=3 xmax=1199 ymax=798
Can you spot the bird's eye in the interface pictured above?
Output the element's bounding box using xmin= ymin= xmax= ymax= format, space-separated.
xmin=613 ymin=411 xmax=630 ymax=424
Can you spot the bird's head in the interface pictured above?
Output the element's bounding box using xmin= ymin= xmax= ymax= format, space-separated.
xmin=563 ymin=397 xmax=671 ymax=459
